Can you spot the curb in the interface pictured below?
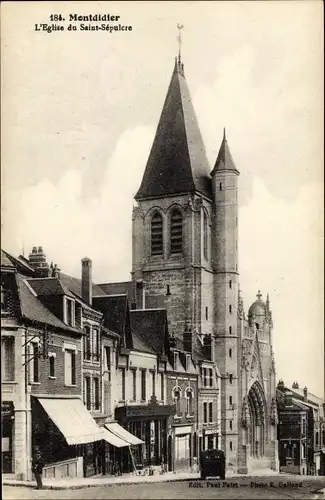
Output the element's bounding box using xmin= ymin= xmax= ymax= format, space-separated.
xmin=3 ymin=476 xmax=199 ymax=490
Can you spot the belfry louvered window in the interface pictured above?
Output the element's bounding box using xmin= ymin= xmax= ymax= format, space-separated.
xmin=170 ymin=209 xmax=183 ymax=254
xmin=151 ymin=212 xmax=163 ymax=255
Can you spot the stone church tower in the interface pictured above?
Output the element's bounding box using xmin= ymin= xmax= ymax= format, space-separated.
xmin=132 ymin=54 xmax=278 ymax=473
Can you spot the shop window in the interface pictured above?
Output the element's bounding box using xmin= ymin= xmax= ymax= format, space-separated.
xmin=208 ymin=436 xmax=214 ymax=450
xmin=64 ymin=348 xmax=76 ymax=386
xmin=1 ymin=336 xmax=15 ymax=381
xmin=151 ymin=212 xmax=163 ymax=256
xmin=170 ymin=209 xmax=183 ymax=254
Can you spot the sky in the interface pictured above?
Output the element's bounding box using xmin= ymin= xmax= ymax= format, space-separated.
xmin=1 ymin=1 xmax=324 ymax=397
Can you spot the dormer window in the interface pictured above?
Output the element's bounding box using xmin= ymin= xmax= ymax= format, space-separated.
xmin=173 ymin=351 xmax=178 ymax=370
xmin=170 ymin=209 xmax=183 ymax=254
xmin=203 ymin=367 xmax=213 ymax=388
xmin=64 ymin=297 xmax=75 ymax=326
xmin=185 ymin=354 xmax=191 ymax=371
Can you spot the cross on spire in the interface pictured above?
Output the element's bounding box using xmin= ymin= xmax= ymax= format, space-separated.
xmin=256 ymin=290 xmax=262 ymax=301
xmin=177 ymin=23 xmax=184 ymax=63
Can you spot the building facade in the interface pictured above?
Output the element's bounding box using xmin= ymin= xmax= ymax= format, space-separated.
xmin=131 ymin=55 xmax=278 ymax=473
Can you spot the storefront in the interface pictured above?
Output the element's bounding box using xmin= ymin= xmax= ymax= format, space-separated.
xmin=173 ymin=424 xmax=195 ymax=472
xmin=202 ymin=428 xmax=220 ymax=451
xmin=115 ymin=401 xmax=174 ymax=472
xmin=2 ymin=401 xmax=14 ymax=473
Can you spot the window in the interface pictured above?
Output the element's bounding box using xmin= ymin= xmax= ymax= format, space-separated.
xmin=219 ymin=183 xmax=222 ymax=191
xmin=203 ymin=211 xmax=208 ymax=259
xmin=151 ymin=212 xmax=163 ymax=256
xmin=316 ymin=432 xmax=319 ymax=446
xmin=84 ymin=376 xmax=91 ymax=410
xmin=131 ymin=370 xmax=137 ymax=401
xmin=1 ymin=336 xmax=14 ymax=381
xmin=203 ymin=402 xmax=208 ymax=424
xmin=230 ymin=441 xmax=233 ymax=451
xmin=160 ymin=373 xmax=164 ymax=401
xmin=205 ymin=307 xmax=208 ymax=321
xmin=230 ymin=420 xmax=233 ymax=430
xmin=141 ymin=370 xmax=146 ymax=401
xmin=229 ymin=326 xmax=232 ymax=335
xmin=83 ymin=326 xmax=91 ymax=360
xmin=65 ymin=298 xmax=75 ymax=326
xmin=104 ymin=346 xmax=111 ymax=381
xmin=229 ymin=305 xmax=232 ymax=314
xmin=208 ymin=402 xmax=213 ymax=423
xmin=120 ymin=368 xmax=126 ymax=401
xmin=1 ymin=283 xmax=7 ymax=311
xmin=170 ymin=209 xmax=183 ymax=254
xmin=65 ymin=349 xmax=76 ymax=386
xmin=203 ymin=368 xmax=213 ymax=388
xmin=229 ymin=374 xmax=233 ymax=384
xmin=173 ymin=388 xmax=181 ymax=416
xmin=229 ymin=280 xmax=232 ymax=289
xmin=93 ymin=378 xmax=100 ymax=410
xmin=49 ymin=355 xmax=55 ymax=377
xmin=186 ymin=389 xmax=194 ymax=416
xmin=229 ymin=348 xmax=232 ymax=358
xmin=92 ymin=328 xmax=100 ymax=361
xmin=151 ymin=371 xmax=156 ymax=397
xmin=229 ymin=396 xmax=233 ymax=406
xmin=30 ymin=342 xmax=39 ymax=383
xmin=322 ymin=430 xmax=325 ymax=447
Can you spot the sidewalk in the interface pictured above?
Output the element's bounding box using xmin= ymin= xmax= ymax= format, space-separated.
xmin=2 ymin=468 xmax=288 ymax=491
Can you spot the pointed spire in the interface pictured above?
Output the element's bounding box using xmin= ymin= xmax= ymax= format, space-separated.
xmin=211 ymin=129 xmax=239 ymax=176
xmin=135 ymin=57 xmax=212 ymax=200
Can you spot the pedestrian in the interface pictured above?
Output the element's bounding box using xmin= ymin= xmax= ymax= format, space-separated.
xmin=32 ymin=447 xmax=44 ymax=489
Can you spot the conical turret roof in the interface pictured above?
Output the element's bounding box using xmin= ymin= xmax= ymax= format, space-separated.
xmin=135 ymin=57 xmax=212 ymax=200
xmin=211 ymin=129 xmax=239 ymax=175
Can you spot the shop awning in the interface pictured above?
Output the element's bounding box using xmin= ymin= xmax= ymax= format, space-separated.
xmin=105 ymin=422 xmax=144 ymax=445
xmin=37 ymin=398 xmax=104 ymax=446
xmin=101 ymin=428 xmax=129 ymax=448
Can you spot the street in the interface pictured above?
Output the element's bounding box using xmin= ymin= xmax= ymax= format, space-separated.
xmin=3 ymin=476 xmax=325 ymax=500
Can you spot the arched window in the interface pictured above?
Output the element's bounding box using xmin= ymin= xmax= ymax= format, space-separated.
xmin=151 ymin=211 xmax=163 ymax=255
xmin=172 ymin=387 xmax=182 ymax=416
xmin=186 ymin=388 xmax=194 ymax=416
xmin=203 ymin=211 xmax=208 ymax=259
xmin=170 ymin=209 xmax=183 ymax=254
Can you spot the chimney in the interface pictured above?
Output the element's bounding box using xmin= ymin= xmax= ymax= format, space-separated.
xmin=28 ymin=245 xmax=50 ymax=277
xmin=292 ymin=381 xmax=299 ymax=389
xmin=303 ymin=386 xmax=308 ymax=402
xmin=183 ymin=324 xmax=192 ymax=353
xmin=81 ymin=257 xmax=92 ymax=305
xmin=203 ymin=334 xmax=212 ymax=361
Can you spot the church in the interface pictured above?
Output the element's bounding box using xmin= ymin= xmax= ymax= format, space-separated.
xmin=130 ymin=51 xmax=279 ymax=474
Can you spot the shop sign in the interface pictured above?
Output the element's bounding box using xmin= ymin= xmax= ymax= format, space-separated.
xmin=174 ymin=425 xmax=192 ymax=436
xmin=204 ymin=429 xmax=217 ymax=436
xmin=2 ymin=402 xmax=14 ymax=418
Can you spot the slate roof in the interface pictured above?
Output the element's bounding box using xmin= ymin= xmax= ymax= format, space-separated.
xmin=129 ymin=309 xmax=168 ymax=355
xmin=93 ymin=295 xmax=128 ymax=337
xmin=1 ymin=249 xmax=15 ymax=268
xmin=135 ymin=58 xmax=212 ymax=200
xmin=97 ymin=281 xmax=133 ymax=302
xmin=60 ymin=273 xmax=105 ymax=299
xmin=211 ymin=130 xmax=239 ymax=176
xmin=27 ymin=277 xmax=74 ymax=298
xmin=17 ymin=275 xmax=82 ymax=335
xmin=132 ymin=332 xmax=156 ymax=354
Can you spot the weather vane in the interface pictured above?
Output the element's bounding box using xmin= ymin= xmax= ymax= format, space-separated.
xmin=177 ymin=23 xmax=184 ymax=61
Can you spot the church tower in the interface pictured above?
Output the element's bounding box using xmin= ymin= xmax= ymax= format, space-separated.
xmin=132 ymin=54 xmax=215 ymax=345
xmin=211 ymin=130 xmax=240 ymax=464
